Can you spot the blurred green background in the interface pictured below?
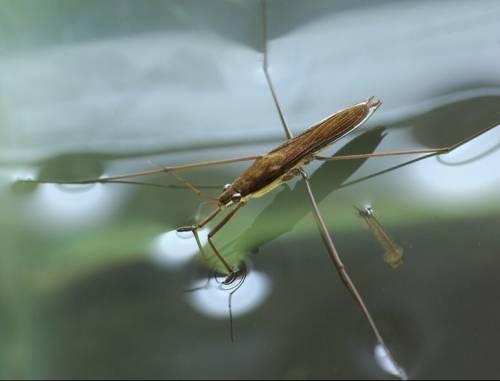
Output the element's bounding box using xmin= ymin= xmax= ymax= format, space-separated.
xmin=1 ymin=0 xmax=500 ymax=379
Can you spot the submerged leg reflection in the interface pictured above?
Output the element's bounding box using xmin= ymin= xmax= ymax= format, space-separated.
xmin=187 ymin=262 xmax=249 ymax=342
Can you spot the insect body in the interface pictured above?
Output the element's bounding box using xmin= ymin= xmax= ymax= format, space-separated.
xmin=219 ymin=97 xmax=381 ymax=206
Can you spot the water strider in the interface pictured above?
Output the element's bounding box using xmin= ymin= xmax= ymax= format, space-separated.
xmin=25 ymin=96 xmax=496 ymax=280
xmin=20 ymin=1 xmax=500 ymax=378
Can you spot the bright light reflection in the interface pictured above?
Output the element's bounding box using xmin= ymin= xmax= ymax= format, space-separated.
xmin=31 ymin=180 xmax=119 ymax=228
xmin=374 ymin=344 xmax=408 ymax=380
xmin=150 ymin=228 xmax=208 ymax=269
xmin=187 ymin=271 xmax=271 ymax=319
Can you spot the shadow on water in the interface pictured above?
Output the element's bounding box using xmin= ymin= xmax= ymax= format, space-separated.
xmin=220 ymin=126 xmax=387 ymax=263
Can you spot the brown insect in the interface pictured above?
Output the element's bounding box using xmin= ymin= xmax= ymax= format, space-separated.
xmin=22 ymin=2 xmax=499 ymax=377
xmin=176 ymin=96 xmax=383 ymax=283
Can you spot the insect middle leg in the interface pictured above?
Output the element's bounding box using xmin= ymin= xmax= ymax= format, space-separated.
xmin=24 ymin=155 xmax=261 ymax=203
xmin=25 ymin=155 xmax=261 ymax=186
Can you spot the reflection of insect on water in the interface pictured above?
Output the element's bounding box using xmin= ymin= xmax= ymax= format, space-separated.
xmin=22 ymin=1 xmax=499 ymax=379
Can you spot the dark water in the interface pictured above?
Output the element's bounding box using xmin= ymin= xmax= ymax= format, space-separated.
xmin=1 ymin=1 xmax=500 ymax=379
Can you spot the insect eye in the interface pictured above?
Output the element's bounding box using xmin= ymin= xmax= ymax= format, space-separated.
xmin=231 ymin=193 xmax=242 ymax=203
xmin=223 ymin=184 xmax=232 ymax=191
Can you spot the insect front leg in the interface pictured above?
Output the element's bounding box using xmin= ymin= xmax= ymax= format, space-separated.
xmin=177 ymin=206 xmax=222 ymax=262
xmin=206 ymin=201 xmax=247 ymax=284
xmin=177 ymin=202 xmax=247 ymax=282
